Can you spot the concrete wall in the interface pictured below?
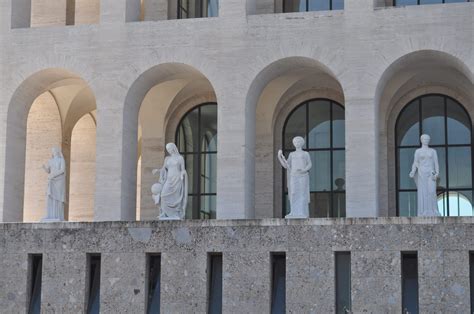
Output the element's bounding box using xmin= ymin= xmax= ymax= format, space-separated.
xmin=0 ymin=217 xmax=473 ymax=312
xmin=0 ymin=0 xmax=472 ymax=221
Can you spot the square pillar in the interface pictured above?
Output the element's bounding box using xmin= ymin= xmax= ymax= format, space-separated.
xmin=9 ymin=0 xmax=31 ymax=29
xmin=143 ymin=0 xmax=167 ymax=21
xmin=94 ymin=81 xmax=137 ymax=221
xmin=216 ymin=92 xmax=255 ymax=219
xmin=219 ymin=0 xmax=254 ymax=17
xmin=344 ymin=0 xmax=376 ymax=12
xmin=100 ymin=0 xmax=141 ymax=23
xmin=345 ymin=97 xmax=379 ymax=217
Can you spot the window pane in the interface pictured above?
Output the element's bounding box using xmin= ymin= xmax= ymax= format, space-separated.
xmin=284 ymin=105 xmax=306 ymax=150
xmin=200 ymin=195 xmax=216 ymax=219
xmin=207 ymin=0 xmax=219 ymax=17
xmin=448 ymin=147 xmax=472 ymax=189
xmin=311 ymin=192 xmax=331 ymax=217
xmin=399 ymin=191 xmax=417 ymax=217
xmin=402 ymin=253 xmax=419 ymax=314
xmin=395 ymin=0 xmax=418 ymax=5
xmin=398 ymin=148 xmax=417 ymax=190
xmin=309 ymin=0 xmax=330 ymax=11
xmin=271 ymin=254 xmax=286 ymax=314
xmin=29 ymin=255 xmax=42 ymax=314
xmin=437 ymin=192 xmax=448 ymax=216
xmin=333 ymin=192 xmax=346 ymax=217
xmin=445 ymin=0 xmax=469 ymax=2
xmin=420 ymin=0 xmax=443 ymax=3
xmin=308 ymin=100 xmax=330 ymax=149
xmin=332 ymin=104 xmax=345 ymax=148
xmin=147 ymin=255 xmax=161 ymax=314
xmin=201 ymin=153 xmax=217 ymax=194
xmin=446 ymin=191 xmax=473 ymax=217
xmin=185 ymin=195 xmax=196 ymax=219
xmin=434 ymin=147 xmax=446 ymax=190
xmin=335 ymin=252 xmax=351 ymax=314
xmin=332 ymin=0 xmax=344 ymax=9
xmin=177 ymin=108 xmax=199 ymax=153
xmin=87 ymin=255 xmax=101 ymax=314
xmin=447 ymin=98 xmax=471 ymax=145
xmin=397 ymin=100 xmax=420 ymax=146
xmin=200 ymin=105 xmax=218 ymax=152
xmin=309 ymin=151 xmax=331 ymax=191
xmin=284 ymin=0 xmax=307 ymax=12
xmin=185 ymin=154 xmax=195 ymax=194
xmin=333 ymin=150 xmax=345 ymax=191
xmin=208 ymin=254 xmax=223 ymax=314
xmin=421 ymin=95 xmax=445 ymax=145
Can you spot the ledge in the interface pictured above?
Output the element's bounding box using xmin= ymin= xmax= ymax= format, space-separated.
xmin=1 ymin=216 xmax=473 ymax=230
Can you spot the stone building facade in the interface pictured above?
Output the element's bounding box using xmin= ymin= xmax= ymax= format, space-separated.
xmin=0 ymin=0 xmax=473 ymax=313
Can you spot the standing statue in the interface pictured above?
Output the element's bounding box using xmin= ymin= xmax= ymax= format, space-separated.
xmin=42 ymin=147 xmax=66 ymax=222
xmin=409 ymin=134 xmax=441 ymax=217
xmin=151 ymin=143 xmax=188 ymax=220
xmin=278 ymin=136 xmax=312 ymax=219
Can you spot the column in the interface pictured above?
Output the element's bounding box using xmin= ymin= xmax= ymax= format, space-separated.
xmin=345 ymin=97 xmax=380 ymax=217
xmin=216 ymin=91 xmax=255 ymax=219
xmin=93 ymin=80 xmax=136 ymax=221
xmin=100 ymin=0 xmax=141 ymax=23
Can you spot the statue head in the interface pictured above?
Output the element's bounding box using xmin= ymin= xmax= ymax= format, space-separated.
xmin=292 ymin=136 xmax=305 ymax=149
xmin=166 ymin=143 xmax=179 ymax=156
xmin=420 ymin=134 xmax=431 ymax=146
xmin=51 ymin=146 xmax=62 ymax=158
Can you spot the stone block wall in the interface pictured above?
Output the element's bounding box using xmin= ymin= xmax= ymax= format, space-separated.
xmin=0 ymin=217 xmax=473 ymax=313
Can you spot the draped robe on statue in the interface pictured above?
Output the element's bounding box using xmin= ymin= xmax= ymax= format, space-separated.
xmin=156 ymin=156 xmax=188 ymax=219
xmin=44 ymin=154 xmax=66 ymax=221
xmin=285 ymin=151 xmax=311 ymax=218
xmin=412 ymin=148 xmax=440 ymax=217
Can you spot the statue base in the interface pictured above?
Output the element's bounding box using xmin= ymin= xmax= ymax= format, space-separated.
xmin=285 ymin=214 xmax=309 ymax=219
xmin=158 ymin=216 xmax=182 ymax=221
xmin=41 ymin=218 xmax=64 ymax=223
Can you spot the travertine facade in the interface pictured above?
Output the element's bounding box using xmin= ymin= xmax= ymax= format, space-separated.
xmin=1 ymin=218 xmax=473 ymax=313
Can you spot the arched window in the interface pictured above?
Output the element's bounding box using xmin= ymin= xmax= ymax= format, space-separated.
xmin=282 ymin=99 xmax=345 ymax=218
xmin=396 ymin=94 xmax=473 ymax=216
xmin=176 ymin=103 xmax=217 ymax=219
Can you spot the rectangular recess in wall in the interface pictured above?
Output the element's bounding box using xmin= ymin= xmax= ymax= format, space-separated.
xmin=86 ymin=254 xmax=101 ymax=314
xmin=401 ymin=252 xmax=419 ymax=314
xmin=470 ymin=252 xmax=474 ymax=314
xmin=146 ymin=254 xmax=161 ymax=314
xmin=335 ymin=252 xmax=351 ymax=314
xmin=27 ymin=254 xmax=43 ymax=314
xmin=270 ymin=252 xmax=286 ymax=314
xmin=208 ymin=253 xmax=223 ymax=314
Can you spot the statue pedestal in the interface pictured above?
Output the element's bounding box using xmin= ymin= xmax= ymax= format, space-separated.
xmin=158 ymin=216 xmax=182 ymax=221
xmin=41 ymin=218 xmax=64 ymax=223
xmin=285 ymin=214 xmax=308 ymax=219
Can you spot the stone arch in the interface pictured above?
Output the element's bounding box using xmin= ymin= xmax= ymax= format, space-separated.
xmin=375 ymin=50 xmax=474 ymax=216
xmin=246 ymin=57 xmax=345 ymax=218
xmin=3 ymin=68 xmax=97 ymax=222
xmin=124 ymin=63 xmax=217 ymax=220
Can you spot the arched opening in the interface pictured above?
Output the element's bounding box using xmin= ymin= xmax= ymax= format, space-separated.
xmin=125 ymin=63 xmax=217 ymax=220
xmin=176 ymin=103 xmax=217 ymax=219
xmin=4 ymin=68 xmax=97 ymax=222
xmin=376 ymin=49 xmax=473 ymax=216
xmin=395 ymin=94 xmax=473 ymax=217
xmin=247 ymin=57 xmax=345 ymax=218
xmin=282 ymin=99 xmax=345 ymax=218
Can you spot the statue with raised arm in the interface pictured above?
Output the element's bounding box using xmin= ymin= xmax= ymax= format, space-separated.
xmin=42 ymin=147 xmax=66 ymax=222
xmin=409 ymin=134 xmax=441 ymax=217
xmin=278 ymin=136 xmax=312 ymax=219
xmin=151 ymin=143 xmax=188 ymax=220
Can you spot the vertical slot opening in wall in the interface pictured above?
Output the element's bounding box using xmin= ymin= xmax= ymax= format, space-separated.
xmin=470 ymin=252 xmax=474 ymax=314
xmin=27 ymin=254 xmax=42 ymax=314
xmin=270 ymin=252 xmax=286 ymax=314
xmin=146 ymin=254 xmax=161 ymax=314
xmin=401 ymin=252 xmax=419 ymax=314
xmin=335 ymin=252 xmax=351 ymax=314
xmin=208 ymin=253 xmax=223 ymax=314
xmin=86 ymin=254 xmax=101 ymax=314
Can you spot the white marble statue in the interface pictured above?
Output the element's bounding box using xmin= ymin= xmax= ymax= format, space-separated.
xmin=278 ymin=136 xmax=312 ymax=219
xmin=409 ymin=134 xmax=441 ymax=217
xmin=42 ymin=147 xmax=66 ymax=222
xmin=151 ymin=143 xmax=188 ymax=220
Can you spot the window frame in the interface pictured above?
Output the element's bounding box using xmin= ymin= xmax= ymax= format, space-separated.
xmin=394 ymin=0 xmax=471 ymax=6
xmin=175 ymin=103 xmax=218 ymax=219
xmin=281 ymin=98 xmax=346 ymax=218
xmin=395 ymin=94 xmax=474 ymax=216
xmin=282 ymin=0 xmax=341 ymax=12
